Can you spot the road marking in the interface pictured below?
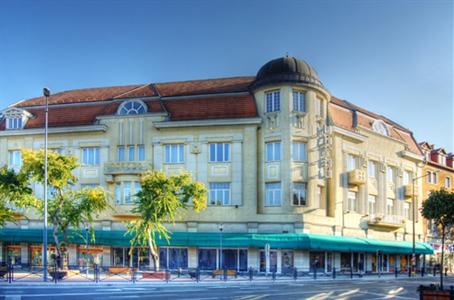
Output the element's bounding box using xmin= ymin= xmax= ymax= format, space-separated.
xmin=5 ymin=296 xmax=21 ymax=300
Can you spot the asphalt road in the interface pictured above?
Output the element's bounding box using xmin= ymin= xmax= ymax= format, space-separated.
xmin=1 ymin=277 xmax=453 ymax=300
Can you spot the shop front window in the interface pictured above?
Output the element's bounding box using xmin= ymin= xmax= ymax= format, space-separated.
xmin=77 ymin=247 xmax=103 ymax=268
xmin=340 ymin=253 xmax=351 ymax=272
xmin=310 ymin=251 xmax=325 ymax=272
xmin=281 ymin=250 xmax=294 ymax=273
xmin=6 ymin=245 xmax=21 ymax=265
xmin=198 ymin=249 xmax=217 ymax=270
xmin=113 ymin=247 xmax=130 ymax=266
xmin=259 ymin=250 xmax=277 ymax=272
xmin=159 ymin=248 xmax=188 ymax=270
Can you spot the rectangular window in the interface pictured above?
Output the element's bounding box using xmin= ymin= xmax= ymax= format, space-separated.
xmin=124 ymin=182 xmax=132 ymax=204
xmin=292 ymin=183 xmax=307 ymax=206
xmin=292 ymin=142 xmax=307 ymax=161
xmin=440 ymin=156 xmax=446 ymax=165
xmin=7 ymin=117 xmax=22 ymax=129
xmin=138 ymin=145 xmax=145 ymax=161
xmin=209 ymin=183 xmax=231 ymax=206
xmin=265 ymin=182 xmax=282 ymax=206
xmin=128 ymin=145 xmax=135 ymax=161
xmin=159 ymin=248 xmax=188 ymax=270
xmin=115 ymin=181 xmax=141 ymax=205
xmin=347 ymin=191 xmax=357 ymax=211
xmin=118 ymin=146 xmax=125 ymax=161
xmin=82 ymin=147 xmax=100 ymax=166
xmin=8 ymin=150 xmax=22 ymax=168
xmin=403 ymin=203 xmax=410 ymax=220
xmin=165 ymin=144 xmax=185 ymax=163
xmin=386 ymin=166 xmax=395 ymax=183
xmin=426 ymin=171 xmax=432 ymax=183
xmin=386 ymin=198 xmax=394 ymax=215
xmin=266 ymin=142 xmax=281 ymax=162
xmin=368 ymin=195 xmax=376 ymax=215
xmin=315 ymin=98 xmax=323 ymax=117
xmin=368 ymin=161 xmax=377 ymax=178
xmin=346 ymin=154 xmax=357 ymax=171
xmin=445 ymin=177 xmax=451 ymax=188
xmin=115 ymin=183 xmax=122 ymax=205
xmin=292 ymin=90 xmax=305 ymax=112
xmin=198 ymin=249 xmax=217 ymax=270
xmin=265 ymin=90 xmax=280 ymax=112
xmin=209 ymin=143 xmax=230 ymax=162
xmin=432 ymin=172 xmax=438 ymax=184
xmin=403 ymin=171 xmax=412 ymax=185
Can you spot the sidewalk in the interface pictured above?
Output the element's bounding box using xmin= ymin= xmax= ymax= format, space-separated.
xmin=2 ymin=273 xmax=450 ymax=287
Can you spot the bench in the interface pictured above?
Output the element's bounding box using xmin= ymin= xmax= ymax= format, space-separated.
xmin=108 ymin=267 xmax=131 ymax=274
xmin=212 ymin=269 xmax=237 ymax=278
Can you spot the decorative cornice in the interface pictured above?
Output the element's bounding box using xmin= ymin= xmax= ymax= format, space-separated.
xmin=0 ymin=124 xmax=108 ymax=136
xmin=332 ymin=126 xmax=367 ymax=143
xmin=154 ymin=117 xmax=262 ymax=128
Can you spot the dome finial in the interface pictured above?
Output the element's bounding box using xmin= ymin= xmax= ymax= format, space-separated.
xmin=285 ymin=52 xmax=289 ymax=58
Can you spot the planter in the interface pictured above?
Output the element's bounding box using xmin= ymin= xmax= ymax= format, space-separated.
xmin=418 ymin=284 xmax=454 ymax=300
xmin=142 ymin=271 xmax=170 ymax=280
xmin=49 ymin=271 xmax=67 ymax=281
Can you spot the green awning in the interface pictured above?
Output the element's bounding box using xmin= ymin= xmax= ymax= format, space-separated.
xmin=0 ymin=228 xmax=433 ymax=254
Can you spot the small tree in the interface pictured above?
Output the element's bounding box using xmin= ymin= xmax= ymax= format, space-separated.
xmin=127 ymin=170 xmax=207 ymax=271
xmin=421 ymin=189 xmax=454 ymax=289
xmin=0 ymin=167 xmax=38 ymax=226
xmin=2 ymin=149 xmax=111 ymax=269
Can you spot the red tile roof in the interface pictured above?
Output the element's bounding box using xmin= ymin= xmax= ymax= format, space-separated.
xmin=329 ymin=96 xmax=422 ymax=155
xmin=1 ymin=77 xmax=423 ymax=156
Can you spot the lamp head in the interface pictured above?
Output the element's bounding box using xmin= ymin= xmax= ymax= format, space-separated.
xmin=43 ymin=87 xmax=51 ymax=97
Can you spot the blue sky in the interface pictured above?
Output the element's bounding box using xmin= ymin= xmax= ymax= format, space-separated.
xmin=0 ymin=0 xmax=452 ymax=150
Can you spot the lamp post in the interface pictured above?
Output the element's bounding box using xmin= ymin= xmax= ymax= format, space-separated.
xmin=411 ymin=170 xmax=438 ymax=275
xmin=42 ymin=87 xmax=50 ymax=282
xmin=219 ymin=223 xmax=223 ymax=271
xmin=85 ymin=228 xmax=89 ymax=276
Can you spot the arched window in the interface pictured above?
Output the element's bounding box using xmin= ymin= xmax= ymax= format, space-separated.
xmin=117 ymin=100 xmax=147 ymax=115
xmin=372 ymin=120 xmax=389 ymax=136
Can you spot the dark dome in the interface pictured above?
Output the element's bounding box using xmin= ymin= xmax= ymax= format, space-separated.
xmin=252 ymin=56 xmax=323 ymax=89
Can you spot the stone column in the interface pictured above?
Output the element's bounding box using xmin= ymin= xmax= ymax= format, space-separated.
xmin=188 ymin=247 xmax=198 ymax=268
xmin=231 ymin=141 xmax=243 ymax=206
xmin=247 ymin=248 xmax=259 ymax=271
xmin=152 ymin=141 xmax=162 ymax=170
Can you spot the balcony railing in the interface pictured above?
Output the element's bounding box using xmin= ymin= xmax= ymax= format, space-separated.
xmin=368 ymin=214 xmax=405 ymax=228
xmin=104 ymin=161 xmax=152 ymax=175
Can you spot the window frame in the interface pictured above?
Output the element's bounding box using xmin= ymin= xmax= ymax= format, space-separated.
xmin=209 ymin=143 xmax=231 ymax=163
xmin=208 ymin=182 xmax=231 ymax=206
xmin=117 ymin=100 xmax=147 ymax=115
xmin=347 ymin=191 xmax=357 ymax=212
xmin=82 ymin=147 xmax=100 ymax=166
xmin=292 ymin=142 xmax=307 ymax=162
xmin=265 ymin=90 xmax=280 ymax=113
xmin=292 ymin=90 xmax=306 ymax=112
xmin=164 ymin=144 xmax=185 ymax=164
xmin=266 ymin=141 xmax=281 ymax=162
xmin=265 ymin=182 xmax=282 ymax=206
xmin=292 ymin=182 xmax=307 ymax=206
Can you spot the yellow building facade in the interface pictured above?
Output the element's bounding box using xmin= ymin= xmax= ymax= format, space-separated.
xmin=419 ymin=142 xmax=454 ymax=272
xmin=0 ymin=56 xmax=432 ymax=274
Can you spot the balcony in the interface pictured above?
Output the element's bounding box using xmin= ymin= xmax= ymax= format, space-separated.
xmin=348 ymin=169 xmax=366 ymax=186
xmin=104 ymin=161 xmax=152 ymax=175
xmin=368 ymin=214 xmax=405 ymax=229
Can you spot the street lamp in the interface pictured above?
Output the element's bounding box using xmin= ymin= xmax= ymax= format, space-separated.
xmin=219 ymin=224 xmax=224 ymax=271
xmin=411 ymin=169 xmax=439 ymax=275
xmin=42 ymin=87 xmax=50 ymax=282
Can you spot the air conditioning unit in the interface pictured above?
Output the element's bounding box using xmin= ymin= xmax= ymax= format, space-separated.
xmin=348 ymin=169 xmax=366 ymax=185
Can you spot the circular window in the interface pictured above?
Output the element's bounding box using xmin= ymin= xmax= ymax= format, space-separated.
xmin=117 ymin=100 xmax=147 ymax=115
xmin=372 ymin=120 xmax=389 ymax=136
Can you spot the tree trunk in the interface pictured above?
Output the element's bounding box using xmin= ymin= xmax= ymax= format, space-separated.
xmin=52 ymin=226 xmax=63 ymax=270
xmin=440 ymin=225 xmax=445 ymax=290
xmin=147 ymin=232 xmax=159 ymax=272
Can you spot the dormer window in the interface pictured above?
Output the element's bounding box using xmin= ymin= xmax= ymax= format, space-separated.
xmin=2 ymin=107 xmax=31 ymax=130
xmin=372 ymin=120 xmax=389 ymax=136
xmin=117 ymin=100 xmax=147 ymax=115
xmin=439 ymin=155 xmax=446 ymax=166
xmin=7 ymin=117 xmax=22 ymax=129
